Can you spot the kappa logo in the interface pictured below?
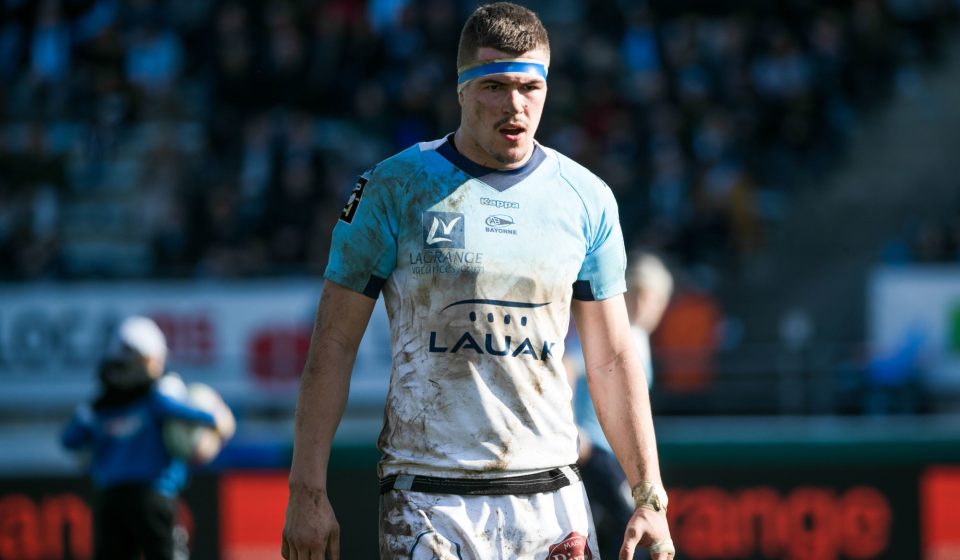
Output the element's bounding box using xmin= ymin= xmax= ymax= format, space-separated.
xmin=546 ymin=532 xmax=592 ymax=560
xmin=480 ymin=197 xmax=520 ymax=209
xmin=423 ymin=211 xmax=465 ymax=248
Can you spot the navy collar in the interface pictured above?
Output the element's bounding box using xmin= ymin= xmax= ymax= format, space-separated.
xmin=436 ymin=134 xmax=545 ymax=192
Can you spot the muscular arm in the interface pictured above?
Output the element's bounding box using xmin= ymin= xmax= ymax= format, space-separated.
xmin=282 ymin=280 xmax=377 ymax=560
xmin=572 ymin=295 xmax=672 ymax=559
xmin=572 ymin=296 xmax=661 ymax=488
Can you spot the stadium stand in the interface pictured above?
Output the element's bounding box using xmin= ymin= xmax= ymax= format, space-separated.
xmin=1 ymin=0 xmax=955 ymax=277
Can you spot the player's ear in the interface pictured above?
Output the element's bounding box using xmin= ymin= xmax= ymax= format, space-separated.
xmin=457 ymin=87 xmax=464 ymax=106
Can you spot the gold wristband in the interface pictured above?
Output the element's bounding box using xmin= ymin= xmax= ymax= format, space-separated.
xmin=632 ymin=482 xmax=668 ymax=513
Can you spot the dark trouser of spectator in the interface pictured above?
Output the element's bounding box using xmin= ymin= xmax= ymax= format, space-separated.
xmin=95 ymin=484 xmax=177 ymax=560
xmin=581 ymin=446 xmax=640 ymax=560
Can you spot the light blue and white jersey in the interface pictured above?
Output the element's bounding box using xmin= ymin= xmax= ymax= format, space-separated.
xmin=326 ymin=135 xmax=626 ymax=478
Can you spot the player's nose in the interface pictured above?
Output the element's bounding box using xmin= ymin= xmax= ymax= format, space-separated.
xmin=504 ymin=89 xmax=525 ymax=114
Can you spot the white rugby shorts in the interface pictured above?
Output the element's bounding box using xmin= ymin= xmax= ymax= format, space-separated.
xmin=379 ymin=481 xmax=600 ymax=559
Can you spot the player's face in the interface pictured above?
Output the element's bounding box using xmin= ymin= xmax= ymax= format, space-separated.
xmin=456 ymin=47 xmax=548 ymax=170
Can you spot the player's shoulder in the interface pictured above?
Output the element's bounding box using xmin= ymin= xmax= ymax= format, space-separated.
xmin=364 ymin=138 xmax=446 ymax=186
xmin=538 ymin=144 xmax=614 ymax=205
xmin=338 ymin=139 xmax=450 ymax=224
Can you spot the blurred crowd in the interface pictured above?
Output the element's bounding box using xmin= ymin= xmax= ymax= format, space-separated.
xmin=1 ymin=0 xmax=958 ymax=280
xmin=884 ymin=202 xmax=960 ymax=263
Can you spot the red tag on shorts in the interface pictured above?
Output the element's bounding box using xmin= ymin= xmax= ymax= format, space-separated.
xmin=546 ymin=531 xmax=593 ymax=560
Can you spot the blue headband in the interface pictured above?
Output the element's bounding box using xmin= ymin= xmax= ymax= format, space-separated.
xmin=457 ymin=59 xmax=548 ymax=90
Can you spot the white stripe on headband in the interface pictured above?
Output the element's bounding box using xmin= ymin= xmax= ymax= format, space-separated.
xmin=456 ymin=58 xmax=548 ymax=92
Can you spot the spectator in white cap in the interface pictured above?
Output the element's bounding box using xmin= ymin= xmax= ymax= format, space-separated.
xmin=97 ymin=315 xmax=170 ymax=390
xmin=62 ymin=315 xmax=234 ymax=560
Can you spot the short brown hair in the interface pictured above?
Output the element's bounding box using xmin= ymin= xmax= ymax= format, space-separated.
xmin=457 ymin=2 xmax=550 ymax=70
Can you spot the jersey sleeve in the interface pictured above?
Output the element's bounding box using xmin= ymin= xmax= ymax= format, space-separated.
xmin=573 ymin=183 xmax=627 ymax=301
xmin=324 ymin=166 xmax=399 ymax=298
xmin=152 ymin=389 xmax=217 ymax=426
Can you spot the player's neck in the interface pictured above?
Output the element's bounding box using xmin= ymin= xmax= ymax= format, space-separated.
xmin=452 ymin=129 xmax=534 ymax=171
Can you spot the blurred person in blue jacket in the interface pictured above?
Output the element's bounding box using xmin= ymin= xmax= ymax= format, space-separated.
xmin=570 ymin=252 xmax=673 ymax=559
xmin=61 ymin=315 xmax=235 ymax=560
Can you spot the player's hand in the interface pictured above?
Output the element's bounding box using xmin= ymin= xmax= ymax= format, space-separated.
xmin=213 ymin=402 xmax=236 ymax=441
xmin=282 ymin=483 xmax=340 ymax=560
xmin=620 ymin=507 xmax=674 ymax=560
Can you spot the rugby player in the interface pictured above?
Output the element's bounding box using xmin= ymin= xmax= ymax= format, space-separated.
xmin=282 ymin=3 xmax=673 ymax=559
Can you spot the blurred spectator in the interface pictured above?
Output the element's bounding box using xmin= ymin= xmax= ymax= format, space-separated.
xmin=28 ymin=0 xmax=72 ymax=115
xmin=61 ymin=315 xmax=234 ymax=560
xmin=124 ymin=23 xmax=183 ymax=99
xmin=653 ymin=283 xmax=722 ymax=394
xmin=884 ymin=195 xmax=960 ymax=264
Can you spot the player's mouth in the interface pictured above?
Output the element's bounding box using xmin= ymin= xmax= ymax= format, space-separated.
xmin=498 ymin=124 xmax=526 ymax=142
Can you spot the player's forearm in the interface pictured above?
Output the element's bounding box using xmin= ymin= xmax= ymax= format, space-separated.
xmin=288 ymin=281 xmax=376 ymax=492
xmin=587 ymin=350 xmax=663 ymax=488
xmin=288 ymin=334 xmax=356 ymax=492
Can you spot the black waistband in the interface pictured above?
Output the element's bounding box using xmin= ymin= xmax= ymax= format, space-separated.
xmin=379 ymin=465 xmax=581 ymax=496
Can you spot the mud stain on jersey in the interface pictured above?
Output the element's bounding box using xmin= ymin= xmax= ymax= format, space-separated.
xmin=399 ymin=348 xmax=416 ymax=370
xmin=387 ymin=375 xmax=446 ymax=459
xmin=531 ymin=373 xmax=545 ymax=396
xmin=481 ymin=434 xmax=512 ymax=472
xmin=443 ymin=184 xmax=469 ymax=213
xmin=403 ymin=164 xmax=468 ymax=218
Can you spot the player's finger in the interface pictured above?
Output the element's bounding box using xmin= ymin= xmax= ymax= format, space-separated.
xmin=281 ymin=536 xmax=290 ymax=560
xmin=620 ymin=526 xmax=641 ymax=560
xmin=328 ymin=526 xmax=340 ymax=560
xmin=300 ymin=539 xmax=325 ymax=560
xmin=649 ymin=538 xmax=676 ymax=560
